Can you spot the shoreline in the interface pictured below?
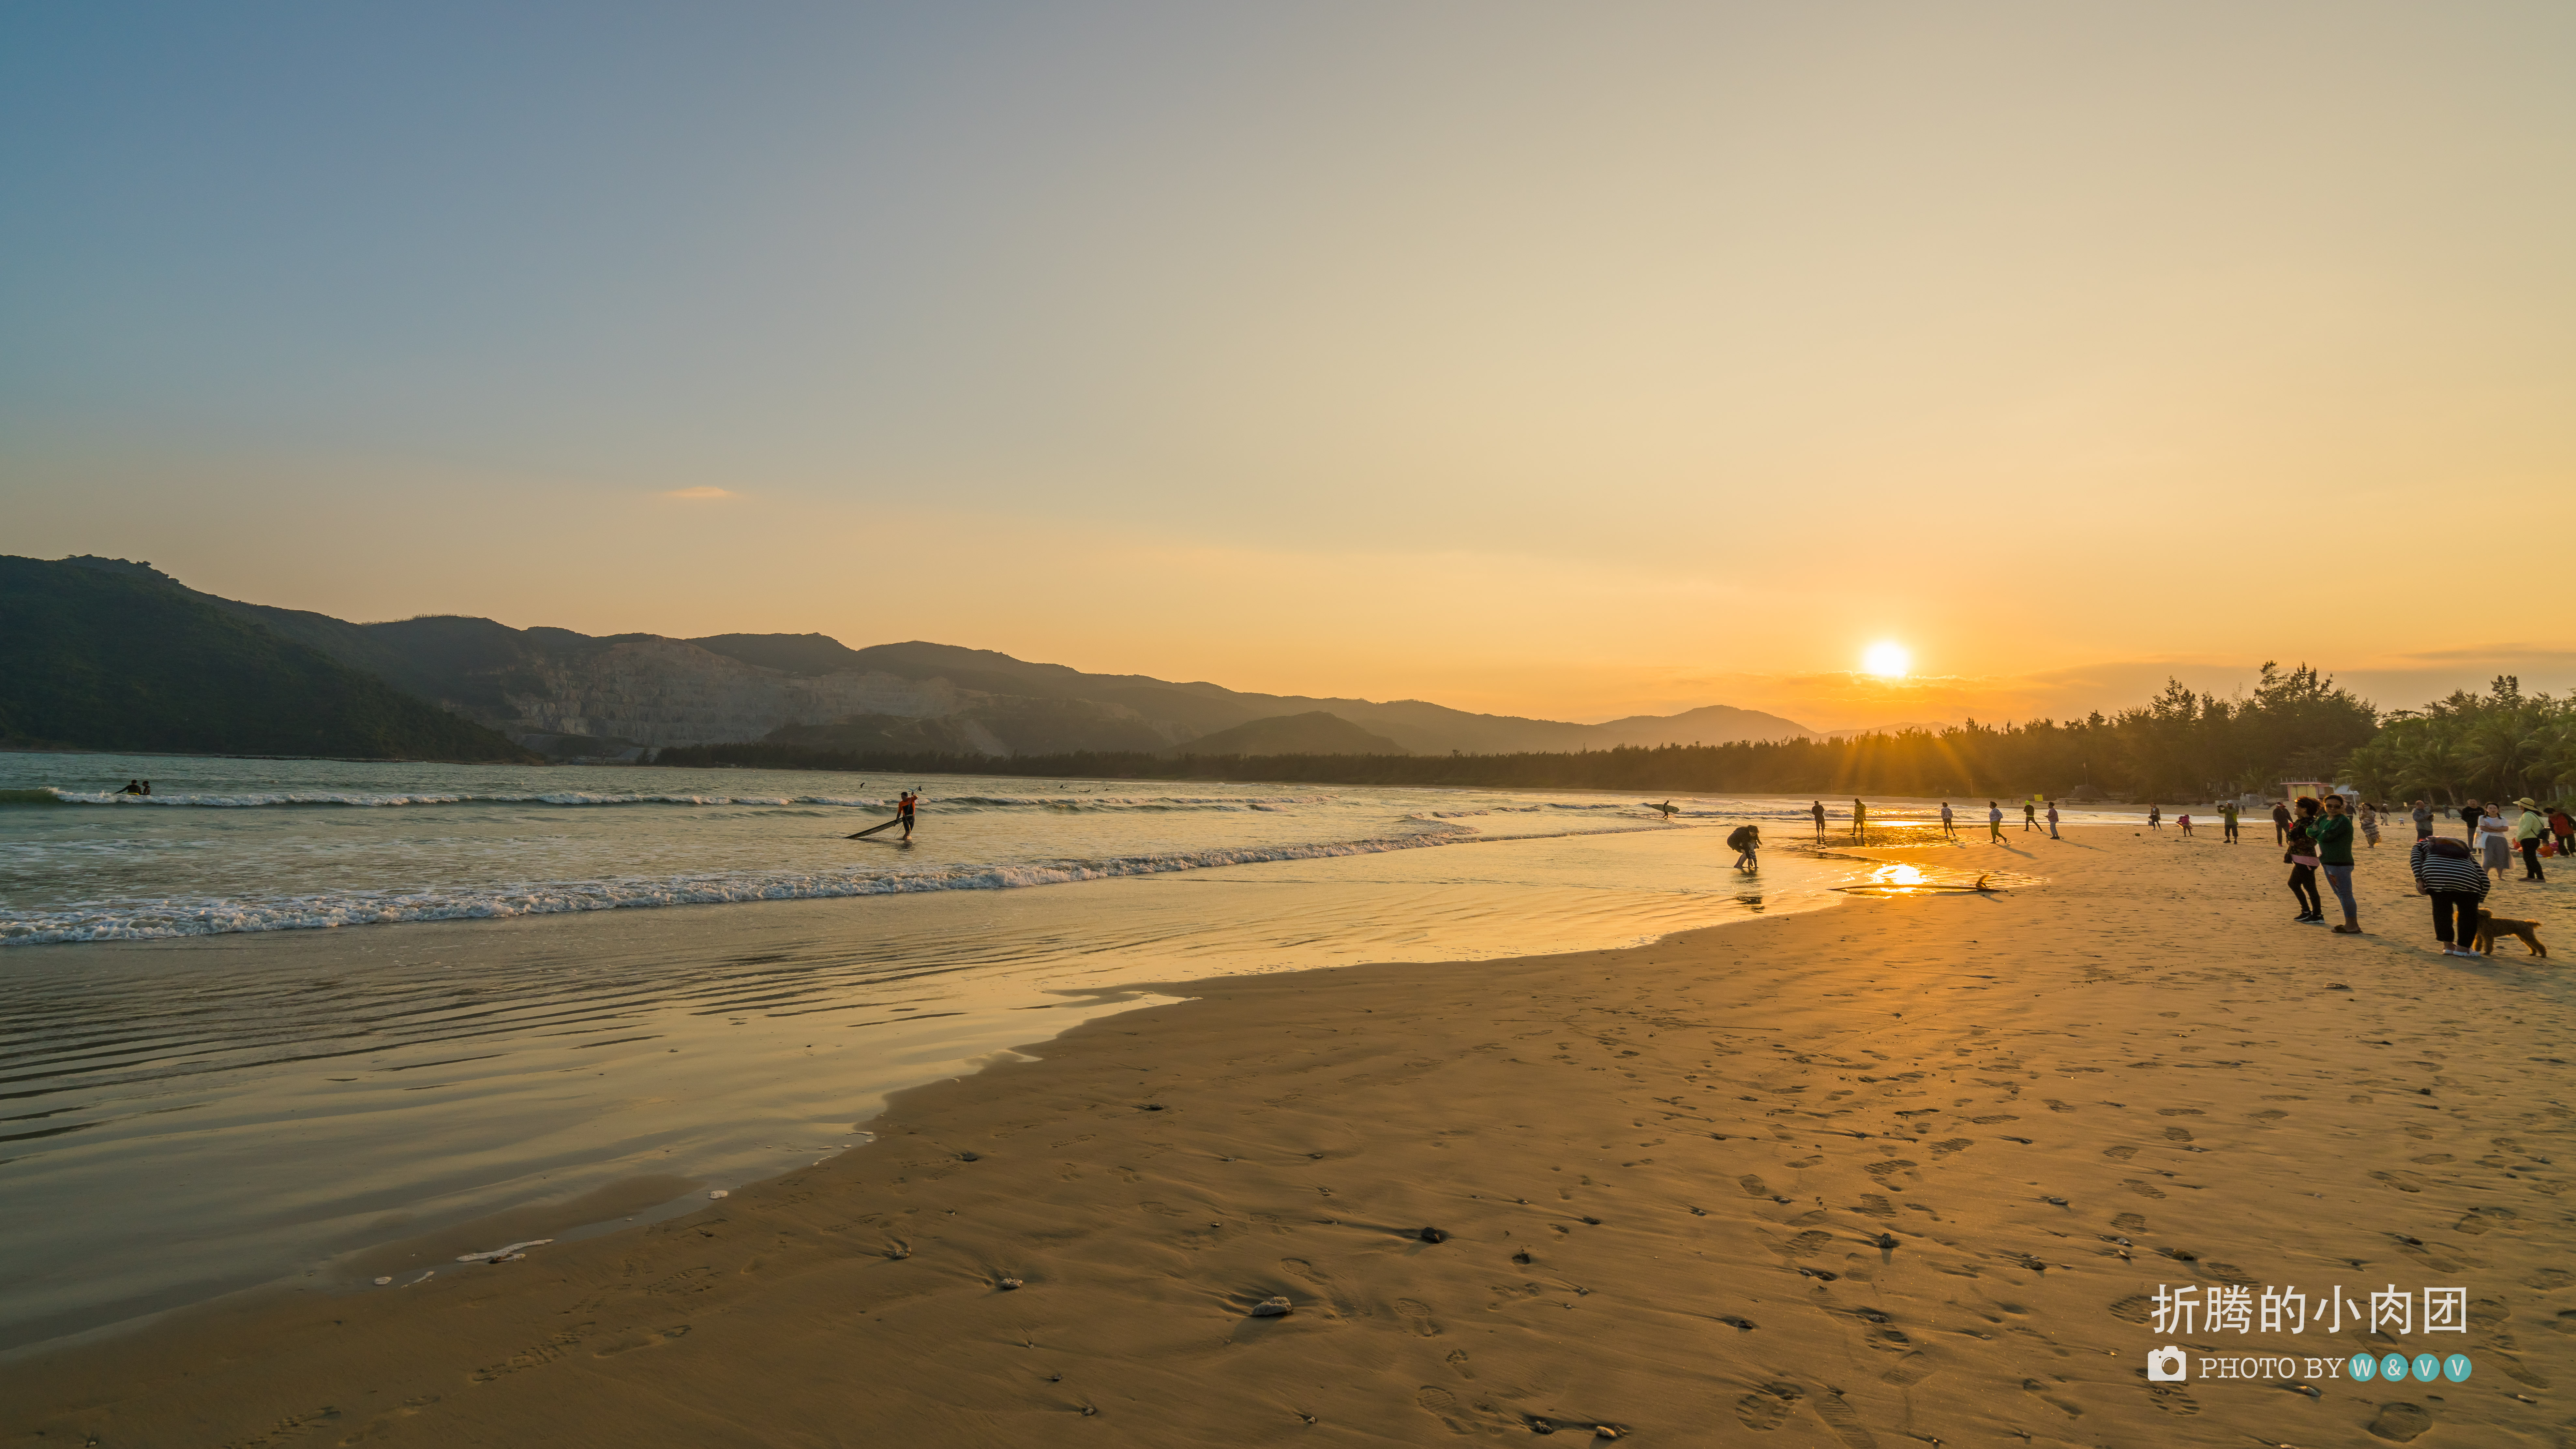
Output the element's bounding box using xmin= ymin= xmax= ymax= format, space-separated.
xmin=5 ymin=827 xmax=2568 ymax=1445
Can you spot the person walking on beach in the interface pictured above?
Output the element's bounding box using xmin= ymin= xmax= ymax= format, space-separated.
xmin=2284 ymin=798 xmax=2325 ymax=923
xmin=2271 ymin=800 xmax=2293 ymax=845
xmin=1810 ymin=800 xmax=1826 ymax=840
xmin=2411 ymin=799 xmax=2434 ymax=840
xmin=1851 ymin=798 xmax=1867 ymax=839
xmin=2411 ymin=828 xmax=2489 ymax=958
xmin=1940 ymin=801 xmax=1955 ymax=839
xmin=2550 ymin=803 xmax=2575 ymax=859
xmin=2461 ymin=799 xmax=2485 ymax=844
xmin=2476 ymin=806 xmax=2512 ymax=880
xmin=2512 ymin=797 xmax=2548 ymax=881
xmin=2315 ymin=794 xmax=2362 ymax=933
xmin=2359 ymin=800 xmax=2382 ymax=849
xmin=2045 ymin=801 xmax=2060 ymax=839
xmin=2023 ymin=800 xmax=2038 ymax=831
xmin=2219 ymin=799 xmax=2240 ymax=843
xmin=2148 ymin=803 xmax=2162 ymax=830
xmin=897 ymin=790 xmax=920 ymax=841
xmin=1728 ymin=823 xmax=1761 ymax=872
xmin=1987 ymin=800 xmax=2004 ymax=842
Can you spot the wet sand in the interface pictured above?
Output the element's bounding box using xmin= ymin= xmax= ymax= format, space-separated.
xmin=5 ymin=826 xmax=2571 ymax=1447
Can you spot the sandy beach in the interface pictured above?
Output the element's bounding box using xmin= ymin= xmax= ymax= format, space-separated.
xmin=5 ymin=823 xmax=2571 ymax=1448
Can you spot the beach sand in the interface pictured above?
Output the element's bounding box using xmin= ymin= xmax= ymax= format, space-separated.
xmin=5 ymin=826 xmax=2570 ymax=1447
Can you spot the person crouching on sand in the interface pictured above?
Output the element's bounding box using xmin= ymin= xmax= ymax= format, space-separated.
xmin=2177 ymin=812 xmax=2194 ymax=838
xmin=1728 ymin=823 xmax=1760 ymax=872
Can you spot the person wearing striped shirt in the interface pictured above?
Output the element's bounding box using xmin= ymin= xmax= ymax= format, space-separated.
xmin=2410 ymin=832 xmax=2490 ymax=959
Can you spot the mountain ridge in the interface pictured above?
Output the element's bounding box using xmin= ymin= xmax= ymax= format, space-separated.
xmin=22 ymin=557 xmax=1822 ymax=761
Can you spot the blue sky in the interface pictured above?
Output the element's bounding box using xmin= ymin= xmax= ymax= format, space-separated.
xmin=6 ymin=3 xmax=2571 ymax=726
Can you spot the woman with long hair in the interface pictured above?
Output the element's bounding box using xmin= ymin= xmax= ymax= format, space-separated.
xmin=2285 ymin=797 xmax=2325 ymax=923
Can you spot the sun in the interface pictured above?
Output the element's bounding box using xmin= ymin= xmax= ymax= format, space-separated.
xmin=1862 ymin=641 xmax=1911 ymax=679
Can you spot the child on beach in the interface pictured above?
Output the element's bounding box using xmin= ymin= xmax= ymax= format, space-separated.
xmin=2177 ymin=813 xmax=2193 ymax=837
xmin=1987 ymin=801 xmax=2003 ymax=842
xmin=2358 ymin=801 xmax=2381 ymax=848
xmin=2285 ymin=798 xmax=2324 ymax=922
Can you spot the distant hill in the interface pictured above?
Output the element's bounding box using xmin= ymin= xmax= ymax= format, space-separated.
xmin=9 ymin=555 xmax=1826 ymax=764
xmin=0 ymin=557 xmax=535 ymax=761
xmin=1159 ymin=711 xmax=1407 ymax=757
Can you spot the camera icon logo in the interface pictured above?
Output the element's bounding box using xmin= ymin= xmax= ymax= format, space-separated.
xmin=2146 ymin=1346 xmax=2188 ymax=1382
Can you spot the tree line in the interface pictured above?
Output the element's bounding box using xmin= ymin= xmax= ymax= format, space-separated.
xmin=655 ymin=664 xmax=2564 ymax=804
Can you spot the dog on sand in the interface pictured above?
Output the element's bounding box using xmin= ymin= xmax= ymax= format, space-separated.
xmin=2474 ymin=909 xmax=2548 ymax=958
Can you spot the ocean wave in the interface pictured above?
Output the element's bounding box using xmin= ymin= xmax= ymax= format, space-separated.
xmin=1 ymin=822 xmax=1498 ymax=945
xmin=29 ymin=787 xmax=1335 ymax=813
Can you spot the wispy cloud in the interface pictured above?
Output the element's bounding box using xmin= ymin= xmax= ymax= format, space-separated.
xmin=662 ymin=485 xmax=734 ymax=500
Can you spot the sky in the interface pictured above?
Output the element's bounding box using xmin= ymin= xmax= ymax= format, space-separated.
xmin=5 ymin=2 xmax=2571 ymax=731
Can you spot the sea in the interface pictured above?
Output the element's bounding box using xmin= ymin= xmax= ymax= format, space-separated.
xmin=0 ymin=751 xmax=2072 ymax=1355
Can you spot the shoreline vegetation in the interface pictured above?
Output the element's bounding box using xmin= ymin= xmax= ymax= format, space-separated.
xmin=654 ymin=668 xmax=2576 ymax=807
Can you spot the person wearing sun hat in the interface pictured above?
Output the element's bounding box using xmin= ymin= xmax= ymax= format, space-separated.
xmin=2512 ymin=797 xmax=2550 ymax=881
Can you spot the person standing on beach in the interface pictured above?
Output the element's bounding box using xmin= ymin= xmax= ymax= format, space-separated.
xmin=2461 ymin=799 xmax=2485 ymax=843
xmin=1851 ymin=798 xmax=1867 ymax=839
xmin=2512 ymin=797 xmax=2548 ymax=881
xmin=2314 ymin=794 xmax=2361 ymax=933
xmin=1987 ymin=800 xmax=2004 ymax=842
xmin=2045 ymin=801 xmax=2060 ymax=839
xmin=2358 ymin=800 xmax=2381 ymax=849
xmin=2148 ymin=804 xmax=2161 ymax=830
xmin=2271 ymin=800 xmax=2292 ymax=845
xmin=1940 ymin=801 xmax=1955 ymax=839
xmin=2219 ymin=799 xmax=2240 ymax=843
xmin=1810 ymin=800 xmax=1826 ymax=840
xmin=2284 ymin=798 xmax=2325 ymax=922
xmin=2410 ymin=829 xmax=2489 ymax=958
xmin=2476 ymin=807 xmax=2511 ymax=880
xmin=2411 ymin=799 xmax=2434 ymax=839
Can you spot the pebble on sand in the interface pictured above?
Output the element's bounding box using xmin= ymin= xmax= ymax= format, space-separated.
xmin=997 ymin=1277 xmax=1023 ymax=1290
xmin=372 ymin=1276 xmax=392 ymax=1286
xmin=1250 ymin=1296 xmax=1293 ymax=1317
xmin=1418 ymin=1226 xmax=1449 ymax=1243
xmin=708 ymin=1189 xmax=729 ymax=1199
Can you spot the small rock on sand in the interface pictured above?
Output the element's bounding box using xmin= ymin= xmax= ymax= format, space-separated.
xmin=1250 ymin=1296 xmax=1292 ymax=1317
xmin=1418 ymin=1226 xmax=1448 ymax=1243
xmin=708 ymin=1189 xmax=729 ymax=1199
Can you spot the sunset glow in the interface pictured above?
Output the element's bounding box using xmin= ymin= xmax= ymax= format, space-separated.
xmin=1863 ymin=642 xmax=1911 ymax=680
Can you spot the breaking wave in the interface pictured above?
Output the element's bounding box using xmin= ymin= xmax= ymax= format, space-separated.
xmin=2 ymin=824 xmax=1512 ymax=945
xmin=27 ymin=789 xmax=1334 ymax=813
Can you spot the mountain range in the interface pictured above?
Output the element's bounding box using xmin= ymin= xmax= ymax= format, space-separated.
xmin=2 ymin=556 xmax=1823 ymax=762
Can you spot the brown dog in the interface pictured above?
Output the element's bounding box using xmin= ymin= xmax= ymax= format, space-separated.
xmin=2475 ymin=909 xmax=2549 ymax=958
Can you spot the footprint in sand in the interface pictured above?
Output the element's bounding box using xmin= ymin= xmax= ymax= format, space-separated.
xmin=592 ymin=1324 xmax=691 ymax=1358
xmin=1739 ymin=1174 xmax=1775 ymax=1198
xmin=1414 ymin=1385 xmax=1498 ymax=1437
xmin=1808 ymin=1387 xmax=1881 ymax=1449
xmin=2122 ymin=1179 xmax=2168 ymax=1200
xmin=2110 ymin=1212 xmax=2147 ymax=1232
xmin=1734 ymin=1382 xmax=1803 ymax=1431
xmin=1880 ymin=1352 xmax=1936 ymax=1386
xmin=2148 ymin=1383 xmax=2199 ymax=1416
xmin=2101 ymin=1145 xmax=2139 ymax=1161
xmin=1928 ymin=1138 xmax=1974 ymax=1158
xmin=2107 ymin=1294 xmax=2154 ymax=1324
xmin=1394 ymin=1298 xmax=1442 ymax=1337
xmin=2163 ymin=1127 xmax=2194 ymax=1143
xmin=1855 ymin=1194 xmax=1895 ymax=1218
xmin=1784 ymin=1230 xmax=1834 ymax=1258
xmin=2372 ymin=1171 xmax=2431 ymax=1194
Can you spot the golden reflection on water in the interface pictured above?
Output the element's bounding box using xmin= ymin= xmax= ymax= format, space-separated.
xmin=1838 ymin=861 xmax=2033 ymax=896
